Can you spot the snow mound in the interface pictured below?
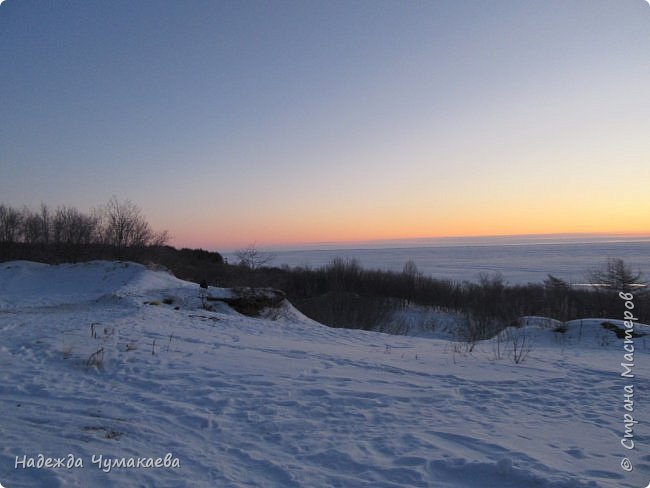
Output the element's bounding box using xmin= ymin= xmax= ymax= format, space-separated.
xmin=506 ymin=316 xmax=650 ymax=350
xmin=0 ymin=261 xmax=190 ymax=309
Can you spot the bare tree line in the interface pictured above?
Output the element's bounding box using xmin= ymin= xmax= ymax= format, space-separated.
xmin=209 ymin=256 xmax=649 ymax=332
xmin=0 ymin=198 xmax=168 ymax=248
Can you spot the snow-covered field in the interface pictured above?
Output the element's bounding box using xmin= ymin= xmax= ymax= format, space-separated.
xmin=0 ymin=261 xmax=648 ymax=487
xmin=264 ymin=239 xmax=650 ymax=284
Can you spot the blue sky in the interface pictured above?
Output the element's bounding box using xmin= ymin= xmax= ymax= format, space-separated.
xmin=1 ymin=0 xmax=649 ymax=250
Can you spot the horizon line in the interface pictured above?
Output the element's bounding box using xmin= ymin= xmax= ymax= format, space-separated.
xmin=217 ymin=231 xmax=650 ymax=254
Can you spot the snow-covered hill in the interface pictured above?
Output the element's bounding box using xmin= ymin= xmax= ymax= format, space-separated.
xmin=0 ymin=261 xmax=648 ymax=487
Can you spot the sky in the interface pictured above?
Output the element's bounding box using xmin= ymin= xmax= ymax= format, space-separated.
xmin=1 ymin=0 xmax=649 ymax=251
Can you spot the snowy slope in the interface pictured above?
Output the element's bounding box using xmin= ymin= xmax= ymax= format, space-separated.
xmin=0 ymin=261 xmax=649 ymax=487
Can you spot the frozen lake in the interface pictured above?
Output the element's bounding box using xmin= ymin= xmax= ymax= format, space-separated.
xmin=232 ymin=237 xmax=650 ymax=284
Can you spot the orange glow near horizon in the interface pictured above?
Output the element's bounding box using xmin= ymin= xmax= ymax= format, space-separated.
xmin=172 ymin=227 xmax=650 ymax=252
xmin=160 ymin=180 xmax=650 ymax=250
xmin=169 ymin=207 xmax=650 ymax=251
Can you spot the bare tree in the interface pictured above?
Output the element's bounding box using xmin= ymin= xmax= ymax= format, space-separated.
xmin=236 ymin=243 xmax=275 ymax=270
xmin=402 ymin=260 xmax=420 ymax=305
xmin=20 ymin=204 xmax=51 ymax=244
xmin=100 ymin=198 xmax=167 ymax=249
xmin=588 ymin=258 xmax=646 ymax=293
xmin=39 ymin=203 xmax=51 ymax=244
xmin=149 ymin=229 xmax=171 ymax=247
xmin=52 ymin=206 xmax=98 ymax=246
xmin=0 ymin=204 xmax=23 ymax=243
xmin=21 ymin=207 xmax=41 ymax=244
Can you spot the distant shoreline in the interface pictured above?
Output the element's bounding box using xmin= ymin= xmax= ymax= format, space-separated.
xmin=226 ymin=239 xmax=650 ymax=285
xmin=221 ymin=233 xmax=650 ymax=254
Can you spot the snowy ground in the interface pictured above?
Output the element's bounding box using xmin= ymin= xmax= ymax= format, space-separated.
xmin=0 ymin=261 xmax=648 ymax=487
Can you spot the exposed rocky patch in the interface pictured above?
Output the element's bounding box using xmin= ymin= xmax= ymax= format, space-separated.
xmin=207 ymin=287 xmax=286 ymax=316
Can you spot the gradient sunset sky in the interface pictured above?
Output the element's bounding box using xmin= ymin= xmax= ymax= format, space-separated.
xmin=1 ymin=0 xmax=649 ymax=250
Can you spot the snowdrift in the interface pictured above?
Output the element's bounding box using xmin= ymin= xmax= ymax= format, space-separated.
xmin=0 ymin=261 xmax=648 ymax=487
